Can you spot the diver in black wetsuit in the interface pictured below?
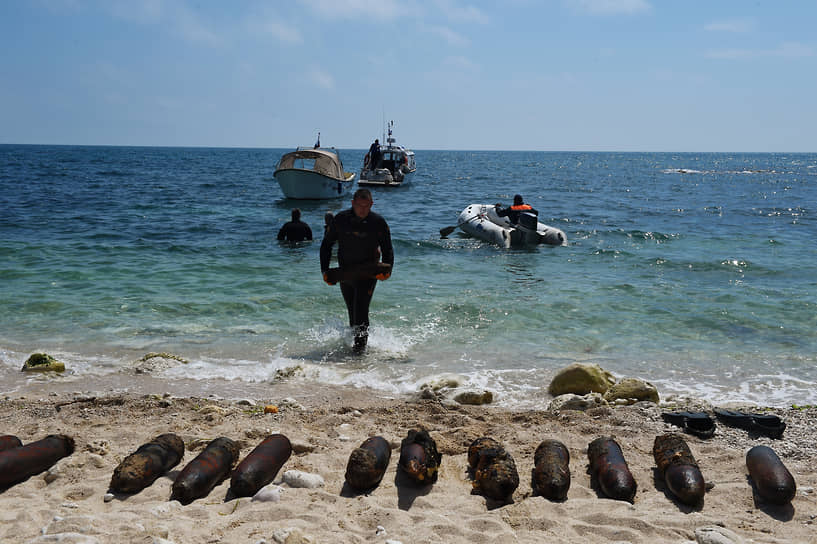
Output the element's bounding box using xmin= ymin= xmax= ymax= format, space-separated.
xmin=320 ymin=188 xmax=393 ymax=353
xmin=277 ymin=208 xmax=313 ymax=242
xmin=367 ymin=139 xmax=381 ymax=171
xmin=323 ymin=211 xmax=334 ymax=236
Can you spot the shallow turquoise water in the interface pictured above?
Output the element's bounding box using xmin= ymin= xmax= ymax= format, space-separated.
xmin=2 ymin=145 xmax=815 ymax=407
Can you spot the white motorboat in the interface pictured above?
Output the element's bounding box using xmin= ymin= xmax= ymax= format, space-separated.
xmin=447 ymin=203 xmax=567 ymax=248
xmin=274 ymin=138 xmax=356 ymax=199
xmin=359 ymin=121 xmax=416 ymax=187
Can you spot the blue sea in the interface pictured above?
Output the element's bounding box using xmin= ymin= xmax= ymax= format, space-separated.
xmin=1 ymin=145 xmax=816 ymax=408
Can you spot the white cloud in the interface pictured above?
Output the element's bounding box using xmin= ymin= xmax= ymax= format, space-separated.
xmin=245 ymin=5 xmax=303 ymax=45
xmin=428 ymin=25 xmax=470 ymax=47
xmin=704 ymin=17 xmax=755 ymax=33
xmin=175 ymin=5 xmax=223 ymax=47
xmin=307 ymin=67 xmax=336 ymax=90
xmin=103 ymin=1 xmax=223 ymax=47
xmin=569 ymin=0 xmax=650 ymax=15
xmin=705 ymin=48 xmax=751 ymax=60
xmin=706 ymin=41 xmax=815 ymax=60
xmin=442 ymin=55 xmax=479 ymax=72
xmin=772 ymin=42 xmax=815 ymax=58
xmin=105 ymin=0 xmax=165 ymax=24
xmin=298 ymin=0 xmax=412 ymax=21
xmin=432 ymin=0 xmax=490 ymax=24
xmin=257 ymin=19 xmax=303 ymax=45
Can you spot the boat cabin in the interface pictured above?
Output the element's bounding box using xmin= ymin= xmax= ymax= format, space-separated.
xmin=276 ymin=148 xmax=346 ymax=179
xmin=374 ymin=149 xmax=404 ymax=170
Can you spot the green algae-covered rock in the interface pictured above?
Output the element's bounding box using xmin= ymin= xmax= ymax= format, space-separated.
xmin=547 ymin=392 xmax=607 ymax=412
xmin=420 ymin=374 xmax=465 ymax=393
xmin=21 ymin=353 xmax=66 ymax=373
xmin=131 ymin=352 xmax=189 ymax=374
xmin=548 ymin=363 xmax=615 ymax=396
xmin=453 ymin=389 xmax=494 ymax=406
xmin=603 ymin=377 xmax=660 ymax=405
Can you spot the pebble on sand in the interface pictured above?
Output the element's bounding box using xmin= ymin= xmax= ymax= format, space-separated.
xmin=281 ymin=470 xmax=324 ymax=489
xmin=252 ymin=484 xmax=284 ymax=502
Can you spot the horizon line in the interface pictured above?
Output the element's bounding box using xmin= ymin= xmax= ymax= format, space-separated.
xmin=2 ymin=142 xmax=815 ymax=154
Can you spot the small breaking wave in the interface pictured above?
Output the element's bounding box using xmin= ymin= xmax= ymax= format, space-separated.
xmin=663 ymin=168 xmax=779 ymax=175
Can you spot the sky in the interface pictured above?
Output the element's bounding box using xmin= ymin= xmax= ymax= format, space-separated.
xmin=1 ymin=0 xmax=816 ymax=151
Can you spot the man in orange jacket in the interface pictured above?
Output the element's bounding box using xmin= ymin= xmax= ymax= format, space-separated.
xmin=496 ymin=194 xmax=538 ymax=225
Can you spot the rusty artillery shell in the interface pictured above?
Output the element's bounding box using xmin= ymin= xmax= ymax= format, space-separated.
xmin=0 ymin=435 xmax=23 ymax=452
xmin=587 ymin=437 xmax=637 ymax=503
xmin=653 ymin=433 xmax=705 ymax=505
xmin=229 ymin=434 xmax=291 ymax=498
xmin=532 ymin=439 xmax=571 ymax=501
xmin=398 ymin=429 xmax=442 ymax=484
xmin=0 ymin=434 xmax=74 ymax=489
xmin=345 ymin=436 xmax=391 ymax=491
xmin=171 ymin=437 xmax=240 ymax=505
xmin=468 ymin=437 xmax=519 ymax=501
xmin=110 ymin=433 xmax=185 ymax=494
xmin=746 ymin=445 xmax=796 ymax=505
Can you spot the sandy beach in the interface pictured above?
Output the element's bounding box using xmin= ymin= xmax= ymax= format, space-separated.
xmin=1 ymin=377 xmax=815 ymax=544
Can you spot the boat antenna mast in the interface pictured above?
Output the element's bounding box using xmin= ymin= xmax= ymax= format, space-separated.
xmin=386 ymin=120 xmax=395 ymax=146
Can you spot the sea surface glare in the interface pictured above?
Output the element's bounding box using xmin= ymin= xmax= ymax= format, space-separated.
xmin=1 ymin=145 xmax=815 ymax=407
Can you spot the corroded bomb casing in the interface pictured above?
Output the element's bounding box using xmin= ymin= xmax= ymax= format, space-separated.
xmin=587 ymin=436 xmax=637 ymax=503
xmin=230 ymin=434 xmax=292 ymax=498
xmin=171 ymin=437 xmax=240 ymax=505
xmin=532 ymin=439 xmax=571 ymax=501
xmin=467 ymin=437 xmax=501 ymax=469
xmin=746 ymin=445 xmax=796 ymax=505
xmin=398 ymin=429 xmax=442 ymax=484
xmin=0 ymin=434 xmax=74 ymax=489
xmin=468 ymin=437 xmax=519 ymax=501
xmin=0 ymin=435 xmax=23 ymax=452
xmin=653 ymin=433 xmax=705 ymax=505
xmin=110 ymin=433 xmax=185 ymax=494
xmin=345 ymin=436 xmax=391 ymax=491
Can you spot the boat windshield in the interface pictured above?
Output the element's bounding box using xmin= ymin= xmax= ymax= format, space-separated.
xmin=277 ymin=150 xmax=343 ymax=178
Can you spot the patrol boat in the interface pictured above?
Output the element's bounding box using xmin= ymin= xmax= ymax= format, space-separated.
xmin=359 ymin=121 xmax=416 ymax=187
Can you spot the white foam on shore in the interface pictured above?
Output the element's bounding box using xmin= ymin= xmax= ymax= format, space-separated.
xmin=3 ymin=341 xmax=817 ymax=409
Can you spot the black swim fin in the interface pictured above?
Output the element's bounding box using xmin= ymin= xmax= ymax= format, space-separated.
xmin=714 ymin=409 xmax=785 ymax=439
xmin=661 ymin=411 xmax=716 ymax=439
